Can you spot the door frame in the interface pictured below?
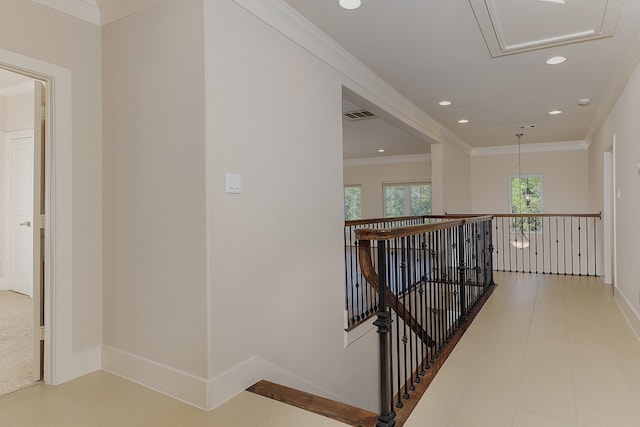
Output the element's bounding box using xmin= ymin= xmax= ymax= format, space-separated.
xmin=0 ymin=48 xmax=78 ymax=385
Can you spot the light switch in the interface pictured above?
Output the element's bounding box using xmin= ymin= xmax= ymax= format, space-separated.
xmin=225 ymin=173 xmax=242 ymax=194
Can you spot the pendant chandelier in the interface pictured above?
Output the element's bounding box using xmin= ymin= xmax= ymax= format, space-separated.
xmin=511 ymin=133 xmax=530 ymax=249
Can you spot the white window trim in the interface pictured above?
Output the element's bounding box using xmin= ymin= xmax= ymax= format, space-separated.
xmin=508 ymin=174 xmax=543 ymax=233
xmin=383 ymin=181 xmax=431 ymax=218
xmin=344 ymin=184 xmax=362 ymax=221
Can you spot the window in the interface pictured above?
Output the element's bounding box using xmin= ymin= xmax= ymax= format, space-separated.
xmin=344 ymin=185 xmax=362 ymax=220
xmin=510 ymin=175 xmax=542 ymax=231
xmin=383 ymin=182 xmax=431 ymax=218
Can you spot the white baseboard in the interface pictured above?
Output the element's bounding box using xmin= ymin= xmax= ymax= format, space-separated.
xmin=101 ymin=346 xmax=349 ymax=411
xmin=614 ymin=286 xmax=640 ymax=341
xmin=101 ymin=345 xmax=209 ymax=409
xmin=51 ymin=346 xmax=102 ymax=385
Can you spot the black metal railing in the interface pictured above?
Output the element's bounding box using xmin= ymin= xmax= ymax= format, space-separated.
xmin=344 ymin=216 xmax=452 ymax=330
xmin=490 ymin=213 xmax=601 ymax=275
xmin=344 ymin=213 xmax=601 ymax=331
xmin=356 ymin=217 xmax=495 ymax=426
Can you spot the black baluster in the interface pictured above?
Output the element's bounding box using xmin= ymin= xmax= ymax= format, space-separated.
xmin=593 ymin=217 xmax=597 ymax=277
xmin=458 ymin=224 xmax=467 ymax=324
xmin=540 ymin=217 xmax=551 ymax=273
xmin=556 ymin=217 xmax=560 ymax=274
xmin=585 ymin=217 xmax=589 ymax=276
xmin=374 ymin=239 xmax=396 ymax=427
xmin=578 ymin=217 xmax=582 ymax=276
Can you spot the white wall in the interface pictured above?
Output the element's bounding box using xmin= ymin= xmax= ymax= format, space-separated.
xmin=431 ymin=142 xmax=472 ymax=214
xmin=205 ymin=0 xmax=383 ymax=411
xmin=590 ymin=57 xmax=640 ymax=335
xmin=0 ymin=0 xmax=102 ymax=383
xmin=0 ymin=96 xmax=5 ymax=283
xmin=343 ymin=160 xmax=431 ymax=219
xmin=471 ymin=149 xmax=591 ymax=214
xmin=101 ymin=0 xmax=209 ymax=405
xmin=5 ymin=91 xmax=33 ymax=131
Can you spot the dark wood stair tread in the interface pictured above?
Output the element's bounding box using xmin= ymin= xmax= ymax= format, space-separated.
xmin=247 ymin=380 xmax=378 ymax=427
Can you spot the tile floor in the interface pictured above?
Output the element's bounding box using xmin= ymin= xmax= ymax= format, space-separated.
xmin=0 ymin=371 xmax=349 ymax=426
xmin=1 ymin=272 xmax=638 ymax=426
xmin=404 ymin=272 xmax=640 ymax=427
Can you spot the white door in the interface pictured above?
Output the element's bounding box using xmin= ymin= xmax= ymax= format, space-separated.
xmin=603 ymin=151 xmax=613 ymax=284
xmin=4 ymin=130 xmax=34 ymax=297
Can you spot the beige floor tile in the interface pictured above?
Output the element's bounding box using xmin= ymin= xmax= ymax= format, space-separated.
xmin=517 ymin=362 xmax=576 ymax=423
xmin=513 ymin=408 xmax=576 ymax=427
xmin=135 ymin=402 xmax=212 ymax=427
xmin=447 ymin=388 xmax=517 ymax=427
xmin=257 ymin=404 xmax=328 ymax=427
xmin=524 ymin=333 xmax=571 ymax=370
xmin=575 ymin=398 xmax=639 ymax=427
xmin=206 ymin=392 xmax=284 ymax=426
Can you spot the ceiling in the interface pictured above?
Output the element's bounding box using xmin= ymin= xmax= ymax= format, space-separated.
xmin=24 ymin=0 xmax=640 ymax=158
xmin=285 ymin=0 xmax=640 ymax=150
xmin=342 ymin=99 xmax=429 ymax=159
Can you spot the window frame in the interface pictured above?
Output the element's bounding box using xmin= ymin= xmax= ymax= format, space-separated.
xmin=509 ymin=174 xmax=543 ymax=233
xmin=343 ymin=184 xmax=362 ymax=221
xmin=383 ymin=181 xmax=432 ymax=218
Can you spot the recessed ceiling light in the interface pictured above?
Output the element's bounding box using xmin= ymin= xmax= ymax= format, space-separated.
xmin=577 ymin=98 xmax=590 ymax=106
xmin=339 ymin=0 xmax=361 ymax=10
xmin=378 ymin=149 xmax=385 ymax=153
xmin=549 ymin=110 xmax=563 ymax=115
xmin=439 ymin=100 xmax=452 ymax=106
xmin=458 ymin=119 xmax=469 ymax=124
xmin=546 ymin=56 xmax=567 ymax=65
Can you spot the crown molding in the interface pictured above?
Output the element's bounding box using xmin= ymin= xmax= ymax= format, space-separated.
xmin=98 ymin=0 xmax=165 ymax=26
xmin=32 ymin=0 xmax=100 ymax=25
xmin=343 ymin=153 xmax=431 ymax=167
xmin=0 ymin=81 xmax=34 ymax=97
xmin=231 ymin=0 xmax=472 ymax=154
xmin=470 ymin=140 xmax=588 ymax=157
xmin=31 ymin=0 xmax=165 ymax=26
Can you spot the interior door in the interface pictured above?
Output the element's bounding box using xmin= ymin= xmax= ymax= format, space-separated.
xmin=33 ymin=80 xmax=45 ymax=381
xmin=4 ymin=130 xmax=34 ymax=297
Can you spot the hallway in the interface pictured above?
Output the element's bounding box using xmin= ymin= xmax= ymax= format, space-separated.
xmin=0 ymin=273 xmax=638 ymax=426
xmin=405 ymin=272 xmax=640 ymax=426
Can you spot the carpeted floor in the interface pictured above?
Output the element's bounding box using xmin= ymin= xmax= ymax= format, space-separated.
xmin=0 ymin=290 xmax=34 ymax=397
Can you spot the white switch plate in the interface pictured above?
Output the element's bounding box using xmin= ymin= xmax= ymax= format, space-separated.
xmin=225 ymin=173 xmax=242 ymax=194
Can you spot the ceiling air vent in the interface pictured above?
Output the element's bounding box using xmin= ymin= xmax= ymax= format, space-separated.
xmin=343 ymin=110 xmax=376 ymax=121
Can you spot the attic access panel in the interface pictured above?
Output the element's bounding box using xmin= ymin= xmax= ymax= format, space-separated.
xmin=470 ymin=0 xmax=625 ymax=57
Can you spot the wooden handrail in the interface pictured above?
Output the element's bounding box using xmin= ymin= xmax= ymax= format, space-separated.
xmin=448 ymin=213 xmax=602 ymax=219
xmin=345 ymin=215 xmax=432 ymax=227
xmin=346 ymin=213 xmax=601 ymax=228
xmin=355 ymin=216 xmax=493 ymax=241
xmin=358 ymin=240 xmax=436 ymax=348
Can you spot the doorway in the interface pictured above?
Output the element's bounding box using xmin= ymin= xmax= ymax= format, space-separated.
xmin=0 ymin=68 xmax=45 ymax=395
